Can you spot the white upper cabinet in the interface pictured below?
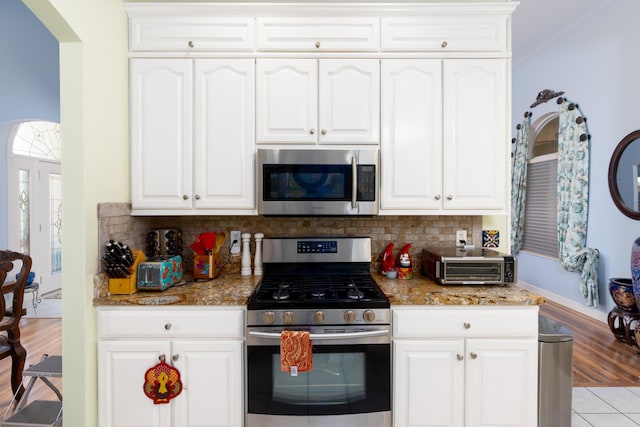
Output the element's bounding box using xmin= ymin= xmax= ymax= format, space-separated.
xmin=130 ymin=58 xmax=256 ymax=215
xmin=256 ymin=17 xmax=380 ymax=51
xmin=380 ymin=58 xmax=507 ymax=214
xmin=381 ymin=15 xmax=507 ymax=52
xmin=256 ymin=58 xmax=380 ymax=145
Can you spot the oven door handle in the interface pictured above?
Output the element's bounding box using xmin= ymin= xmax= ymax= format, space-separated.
xmin=248 ymin=329 xmax=390 ymax=341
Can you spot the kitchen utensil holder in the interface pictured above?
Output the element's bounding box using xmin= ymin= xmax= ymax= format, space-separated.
xmin=108 ymin=250 xmax=146 ymax=295
xmin=193 ymin=252 xmax=222 ymax=280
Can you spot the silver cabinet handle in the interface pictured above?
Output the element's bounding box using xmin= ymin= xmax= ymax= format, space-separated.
xmin=309 ymin=129 xmax=315 ymax=135
xmin=470 ymin=352 xmax=478 ymax=359
xmin=172 ymin=354 xmax=180 ymax=362
xmin=164 ymin=323 xmax=172 ymax=330
xmin=457 ymin=354 xmax=464 ymax=361
xmin=441 ymin=41 xmax=448 ymax=48
xmin=315 ymin=41 xmax=321 ymax=48
xmin=195 ymin=194 xmax=201 ymax=200
xmin=182 ymin=195 xmax=189 ymax=200
xmin=321 ymin=129 xmax=327 ymax=135
xmin=435 ymin=195 xmax=441 ymax=200
xmin=463 ymin=322 xmax=471 ymax=329
xmin=188 ymin=40 xmax=194 ymax=48
xmin=447 ymin=195 xmax=454 ymax=200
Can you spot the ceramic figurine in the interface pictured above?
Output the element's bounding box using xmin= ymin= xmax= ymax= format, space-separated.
xmin=397 ymin=244 xmax=413 ymax=280
xmin=381 ymin=242 xmax=395 ymax=273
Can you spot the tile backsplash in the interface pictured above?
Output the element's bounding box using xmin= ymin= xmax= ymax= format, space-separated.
xmin=97 ymin=203 xmax=481 ymax=291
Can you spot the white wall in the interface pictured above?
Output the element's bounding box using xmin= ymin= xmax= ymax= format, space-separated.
xmin=512 ymin=0 xmax=640 ymax=316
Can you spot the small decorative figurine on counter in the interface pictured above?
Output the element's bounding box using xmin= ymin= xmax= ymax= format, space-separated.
xmin=397 ymin=243 xmax=413 ymax=279
xmin=381 ymin=242 xmax=396 ymax=274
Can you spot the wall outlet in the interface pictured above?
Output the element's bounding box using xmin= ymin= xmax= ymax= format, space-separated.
xmin=455 ymin=230 xmax=467 ymax=247
xmin=230 ymin=230 xmax=241 ymax=254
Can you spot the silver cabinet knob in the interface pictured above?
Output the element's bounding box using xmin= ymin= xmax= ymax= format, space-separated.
xmin=164 ymin=323 xmax=172 ymax=330
xmin=457 ymin=354 xmax=464 ymax=361
xmin=470 ymin=352 xmax=478 ymax=359
xmin=463 ymin=322 xmax=471 ymax=329
xmin=188 ymin=40 xmax=194 ymax=48
xmin=321 ymin=129 xmax=327 ymax=135
xmin=309 ymin=129 xmax=316 ymax=135
xmin=441 ymin=41 xmax=448 ymax=48
xmin=435 ymin=195 xmax=441 ymax=200
xmin=183 ymin=195 xmax=189 ymax=200
xmin=195 ymin=194 xmax=201 ymax=200
xmin=363 ymin=310 xmax=376 ymax=323
xmin=315 ymin=41 xmax=321 ymax=48
xmin=172 ymin=354 xmax=180 ymax=362
xmin=447 ymin=195 xmax=454 ymax=200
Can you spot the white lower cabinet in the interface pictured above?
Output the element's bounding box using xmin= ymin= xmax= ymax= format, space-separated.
xmin=97 ymin=307 xmax=244 ymax=427
xmin=393 ymin=307 xmax=538 ymax=427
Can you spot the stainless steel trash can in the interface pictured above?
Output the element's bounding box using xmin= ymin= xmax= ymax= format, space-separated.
xmin=538 ymin=315 xmax=573 ymax=427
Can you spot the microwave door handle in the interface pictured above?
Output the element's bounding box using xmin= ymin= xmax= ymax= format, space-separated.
xmin=351 ymin=156 xmax=357 ymax=209
xmin=248 ymin=329 xmax=390 ymax=341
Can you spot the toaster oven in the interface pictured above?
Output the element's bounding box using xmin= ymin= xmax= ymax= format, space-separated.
xmin=421 ymin=246 xmax=517 ymax=285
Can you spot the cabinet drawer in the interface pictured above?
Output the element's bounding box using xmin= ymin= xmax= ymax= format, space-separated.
xmin=381 ymin=16 xmax=507 ymax=52
xmin=97 ymin=307 xmax=245 ymax=338
xmin=256 ymin=17 xmax=379 ymax=51
xmin=393 ymin=307 xmax=538 ymax=338
xmin=130 ymin=16 xmax=255 ymax=51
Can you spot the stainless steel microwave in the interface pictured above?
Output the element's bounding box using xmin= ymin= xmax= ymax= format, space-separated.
xmin=257 ymin=148 xmax=378 ymax=216
xmin=421 ymin=246 xmax=517 ymax=285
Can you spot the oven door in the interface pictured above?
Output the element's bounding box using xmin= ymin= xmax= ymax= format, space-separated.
xmin=257 ymin=148 xmax=378 ymax=216
xmin=246 ymin=325 xmax=391 ymax=426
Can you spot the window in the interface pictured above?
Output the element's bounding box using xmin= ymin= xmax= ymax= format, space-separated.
xmin=522 ymin=114 xmax=559 ymax=258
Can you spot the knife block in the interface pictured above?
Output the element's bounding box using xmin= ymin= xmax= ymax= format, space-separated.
xmin=108 ymin=250 xmax=146 ymax=295
xmin=193 ymin=253 xmax=222 ymax=280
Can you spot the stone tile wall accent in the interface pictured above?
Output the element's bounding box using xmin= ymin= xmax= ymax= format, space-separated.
xmin=96 ymin=202 xmax=482 ymax=295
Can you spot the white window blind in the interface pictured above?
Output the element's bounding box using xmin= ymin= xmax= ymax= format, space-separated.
xmin=522 ymin=155 xmax=559 ymax=258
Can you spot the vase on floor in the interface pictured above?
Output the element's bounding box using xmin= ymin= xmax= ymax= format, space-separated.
xmin=608 ymin=278 xmax=637 ymax=313
xmin=632 ymin=237 xmax=640 ymax=311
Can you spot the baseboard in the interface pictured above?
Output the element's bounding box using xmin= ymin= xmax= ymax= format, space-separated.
xmin=518 ymin=281 xmax=608 ymax=324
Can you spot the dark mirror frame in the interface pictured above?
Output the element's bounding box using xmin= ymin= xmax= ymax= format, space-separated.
xmin=608 ymin=129 xmax=640 ymax=219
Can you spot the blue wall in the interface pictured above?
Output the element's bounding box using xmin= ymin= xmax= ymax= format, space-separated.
xmin=512 ymin=0 xmax=640 ymax=315
xmin=0 ymin=0 xmax=60 ymax=248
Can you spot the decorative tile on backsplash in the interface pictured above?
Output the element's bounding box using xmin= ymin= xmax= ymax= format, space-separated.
xmin=96 ymin=203 xmax=483 ymax=296
xmin=482 ymin=230 xmax=500 ymax=248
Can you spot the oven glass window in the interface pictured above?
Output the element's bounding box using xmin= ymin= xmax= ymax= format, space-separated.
xmin=264 ymin=164 xmax=350 ymax=201
xmin=272 ymin=353 xmax=366 ymax=405
xmin=247 ymin=344 xmax=390 ymax=416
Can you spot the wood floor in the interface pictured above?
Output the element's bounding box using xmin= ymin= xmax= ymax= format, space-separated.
xmin=0 ymin=300 xmax=637 ymax=413
xmin=0 ymin=317 xmax=62 ymax=413
xmin=540 ymin=299 xmax=640 ymax=387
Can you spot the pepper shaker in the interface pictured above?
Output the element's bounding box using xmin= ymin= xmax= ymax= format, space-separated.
xmin=241 ymin=232 xmax=252 ymax=276
xmin=253 ymin=233 xmax=264 ymax=276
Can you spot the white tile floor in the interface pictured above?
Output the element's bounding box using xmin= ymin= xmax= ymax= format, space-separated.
xmin=573 ymin=387 xmax=640 ymax=426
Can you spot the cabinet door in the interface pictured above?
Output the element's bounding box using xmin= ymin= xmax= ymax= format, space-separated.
xmin=171 ymin=340 xmax=243 ymax=427
xmin=130 ymin=59 xmax=193 ymax=210
xmin=194 ymin=59 xmax=255 ymax=211
xmin=380 ymin=60 xmax=442 ymax=212
xmin=98 ymin=340 xmax=172 ymax=427
xmin=466 ymin=338 xmax=538 ymax=427
xmin=394 ymin=339 xmax=464 ymax=427
xmin=443 ymin=59 xmax=507 ymax=211
xmin=256 ymin=59 xmax=317 ymax=144
xmin=318 ymin=59 xmax=380 ymax=144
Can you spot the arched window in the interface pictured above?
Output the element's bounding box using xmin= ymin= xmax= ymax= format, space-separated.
xmin=12 ymin=121 xmax=61 ymax=161
xmin=522 ymin=113 xmax=559 ymax=258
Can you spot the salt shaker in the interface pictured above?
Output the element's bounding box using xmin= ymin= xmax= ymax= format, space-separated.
xmin=253 ymin=233 xmax=264 ymax=276
xmin=241 ymin=232 xmax=252 ymax=276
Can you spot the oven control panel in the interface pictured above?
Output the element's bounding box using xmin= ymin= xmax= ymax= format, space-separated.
xmin=297 ymin=240 xmax=337 ymax=254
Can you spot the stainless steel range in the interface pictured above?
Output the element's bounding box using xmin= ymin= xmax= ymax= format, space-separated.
xmin=246 ymin=237 xmax=391 ymax=427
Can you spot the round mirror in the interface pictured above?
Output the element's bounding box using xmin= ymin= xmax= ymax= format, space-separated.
xmin=608 ymin=130 xmax=640 ymax=219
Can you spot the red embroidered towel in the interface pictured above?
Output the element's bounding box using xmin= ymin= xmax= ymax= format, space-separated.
xmin=280 ymin=330 xmax=313 ymax=373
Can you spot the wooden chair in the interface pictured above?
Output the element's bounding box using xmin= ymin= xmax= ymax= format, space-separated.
xmin=0 ymin=250 xmax=32 ymax=399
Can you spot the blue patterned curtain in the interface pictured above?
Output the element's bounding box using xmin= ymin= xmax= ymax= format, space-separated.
xmin=510 ymin=114 xmax=531 ymax=254
xmin=557 ymin=100 xmax=600 ymax=307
